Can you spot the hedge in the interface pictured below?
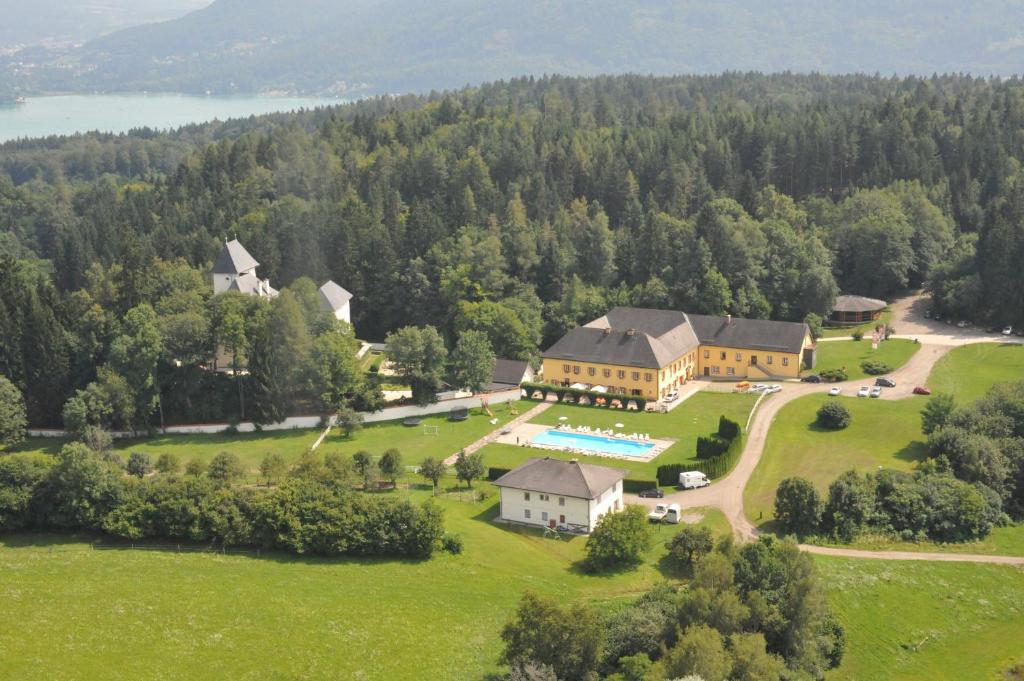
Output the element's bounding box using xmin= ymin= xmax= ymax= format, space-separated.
xmin=656 ymin=417 xmax=746 ymax=486
xmin=860 ymin=360 xmax=892 ymax=375
xmin=521 ymin=381 xmax=648 ymax=411
xmin=696 ymin=435 xmax=730 ymax=459
xmin=488 ymin=467 xmax=511 ymax=481
xmin=622 ymin=478 xmax=660 ymax=494
xmin=718 ymin=416 xmax=741 ymax=441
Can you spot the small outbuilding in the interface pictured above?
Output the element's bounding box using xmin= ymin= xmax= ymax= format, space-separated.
xmin=830 ymin=295 xmax=887 ymax=324
xmin=486 ymin=358 xmax=534 ymax=392
xmin=493 ymin=457 xmax=626 ymax=532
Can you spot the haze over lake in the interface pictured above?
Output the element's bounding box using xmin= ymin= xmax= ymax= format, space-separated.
xmin=0 ymin=94 xmax=340 ymax=142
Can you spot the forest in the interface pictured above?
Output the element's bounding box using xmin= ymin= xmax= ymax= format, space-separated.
xmin=2 ymin=72 xmax=1024 ymax=429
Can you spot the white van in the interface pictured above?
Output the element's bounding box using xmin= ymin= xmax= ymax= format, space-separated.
xmin=664 ymin=504 xmax=683 ymax=524
xmin=679 ymin=471 xmax=710 ymax=490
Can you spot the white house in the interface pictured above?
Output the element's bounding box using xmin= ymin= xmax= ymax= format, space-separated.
xmin=493 ymin=457 xmax=626 ymax=533
xmin=211 ymin=239 xmax=278 ymax=299
xmin=318 ymin=280 xmax=353 ymax=323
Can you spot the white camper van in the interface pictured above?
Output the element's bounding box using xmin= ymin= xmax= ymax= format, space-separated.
xmin=664 ymin=503 xmax=683 ymax=524
xmin=679 ymin=471 xmax=710 ymax=490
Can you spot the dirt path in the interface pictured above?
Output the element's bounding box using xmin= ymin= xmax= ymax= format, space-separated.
xmin=443 ymin=401 xmax=552 ymax=465
xmin=625 ymin=293 xmax=1024 ymax=564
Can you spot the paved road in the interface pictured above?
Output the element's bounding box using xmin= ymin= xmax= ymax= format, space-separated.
xmin=628 ymin=292 xmax=1024 ymax=565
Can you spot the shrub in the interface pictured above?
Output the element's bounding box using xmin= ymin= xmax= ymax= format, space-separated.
xmin=717 ymin=416 xmax=740 ymax=441
xmin=442 ymin=533 xmax=464 ymax=554
xmin=155 ymin=453 xmax=180 ymax=474
xmin=583 ymin=505 xmax=651 ymax=572
xmin=851 ymin=330 xmax=864 ymax=341
xmin=816 ymin=401 xmax=851 ymax=429
xmin=208 ymin=452 xmax=244 ymax=486
xmin=126 ymin=452 xmax=152 ymax=478
xmin=818 ymin=368 xmax=848 ymax=382
xmin=860 ymin=360 xmax=892 ymax=375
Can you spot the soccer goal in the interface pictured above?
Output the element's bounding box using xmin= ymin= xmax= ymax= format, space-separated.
xmin=423 ymin=425 xmax=440 ymax=436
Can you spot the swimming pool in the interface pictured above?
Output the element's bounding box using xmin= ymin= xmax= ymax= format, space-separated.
xmin=531 ymin=429 xmax=655 ymax=457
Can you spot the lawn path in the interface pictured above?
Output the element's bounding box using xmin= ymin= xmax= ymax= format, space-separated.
xmin=443 ymin=401 xmax=551 ymax=465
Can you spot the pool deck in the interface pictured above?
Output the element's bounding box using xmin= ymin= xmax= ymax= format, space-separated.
xmin=496 ymin=422 xmax=674 ymax=463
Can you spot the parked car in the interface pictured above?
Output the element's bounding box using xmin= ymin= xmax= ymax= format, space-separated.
xmin=857 ymin=386 xmax=870 ymax=397
xmin=664 ymin=390 xmax=679 ymax=403
xmin=647 ymin=503 xmax=669 ymax=521
xmin=765 ymin=384 xmax=782 ymax=394
xmin=828 ymin=386 xmax=842 ymax=396
xmin=679 ymin=471 xmax=710 ymax=490
xmin=1004 ymin=326 xmax=1014 ymax=336
xmin=913 ymin=386 xmax=932 ymax=395
xmin=801 ymin=374 xmax=821 ymax=383
xmin=638 ymin=488 xmax=664 ymax=499
xmin=664 ymin=504 xmax=683 ymax=524
xmin=748 ymin=383 xmax=766 ymax=392
xmin=875 ymin=377 xmax=896 ymax=387
xmin=869 ymin=386 xmax=882 ymax=398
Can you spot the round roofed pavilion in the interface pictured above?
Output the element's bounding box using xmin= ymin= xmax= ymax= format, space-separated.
xmin=830 ymin=295 xmax=888 ymax=323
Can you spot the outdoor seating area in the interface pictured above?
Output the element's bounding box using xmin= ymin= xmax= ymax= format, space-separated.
xmin=554 ymin=422 xmax=652 ymax=441
xmin=494 ymin=422 xmax=673 ymax=463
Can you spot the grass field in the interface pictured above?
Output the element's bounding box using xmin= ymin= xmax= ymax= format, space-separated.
xmin=8 ymin=403 xmax=527 ymax=484
xmin=744 ymin=394 xmax=928 ymax=525
xmin=829 ymin=522 xmax=1024 ymax=557
xmin=812 ymin=338 xmax=920 ymax=381
xmin=480 ymin=391 xmax=757 ymax=481
xmin=0 ymin=497 xmax=729 ymax=681
xmin=926 ymin=342 xmax=1024 ymax=403
xmin=820 ymin=308 xmax=893 ymax=339
xmin=818 ymin=556 xmax=1024 ymax=681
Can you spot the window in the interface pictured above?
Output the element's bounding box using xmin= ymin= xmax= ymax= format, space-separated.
xmin=711 ymin=366 xmax=721 ymax=375
xmin=766 ymin=355 xmax=773 ymax=365
xmin=573 ymin=365 xmax=580 ymax=374
xmin=603 ymin=368 xmax=611 ymax=378
xmin=727 ymin=367 xmax=735 ymax=376
xmin=720 ymin=351 xmax=727 ymax=360
xmin=703 ymin=350 xmax=710 ymax=359
xmin=587 ymin=367 xmax=595 ymax=377
xmin=632 ymin=371 xmax=640 ymax=381
xmin=559 ymin=514 xmax=565 ymax=523
xmin=782 ymin=357 xmax=789 ymax=366
xmin=558 ymin=497 xmax=565 ymax=506
xmin=524 ymin=509 xmax=531 ymax=519
xmin=736 ymin=352 xmax=742 ymax=362
xmin=562 ymin=364 xmax=570 ymax=373
xmin=539 ymin=494 xmax=549 ymax=501
xmin=618 ymin=370 xmax=625 ymax=379
xmin=524 ymin=492 xmax=530 ymax=501
xmin=644 ymin=373 xmax=652 ymax=382
xmin=541 ymin=511 xmax=548 ymax=521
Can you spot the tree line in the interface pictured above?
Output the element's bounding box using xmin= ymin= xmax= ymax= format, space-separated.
xmin=4 ymin=73 xmax=1024 ymax=426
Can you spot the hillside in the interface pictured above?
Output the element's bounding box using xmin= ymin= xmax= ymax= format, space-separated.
xmin=14 ymin=0 xmax=1024 ymax=95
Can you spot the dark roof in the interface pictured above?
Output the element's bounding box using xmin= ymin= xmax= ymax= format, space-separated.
xmin=687 ymin=314 xmax=810 ymax=354
xmin=318 ymin=280 xmax=353 ymax=312
xmin=832 ymin=295 xmax=888 ymax=313
xmin=544 ymin=307 xmax=699 ymax=369
xmin=493 ymin=457 xmax=626 ymax=499
xmin=491 ymin=358 xmax=530 ymax=386
xmin=212 ymin=239 xmax=259 ymax=274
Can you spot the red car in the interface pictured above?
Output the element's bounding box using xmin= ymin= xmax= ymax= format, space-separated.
xmin=913 ymin=386 xmax=932 ymax=395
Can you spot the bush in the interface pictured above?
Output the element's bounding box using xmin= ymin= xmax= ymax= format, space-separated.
xmin=717 ymin=416 xmax=740 ymax=441
xmin=442 ymin=533 xmax=464 ymax=554
xmin=126 ymin=452 xmax=152 ymax=478
xmin=487 ymin=467 xmax=511 ymax=481
xmin=816 ymin=401 xmax=851 ymax=429
xmin=851 ymin=330 xmax=864 ymax=341
xmin=583 ymin=505 xmax=651 ymax=572
xmin=818 ymin=368 xmax=848 ymax=382
xmin=860 ymin=360 xmax=892 ymax=375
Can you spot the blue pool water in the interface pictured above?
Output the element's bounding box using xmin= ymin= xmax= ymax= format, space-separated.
xmin=531 ymin=430 xmax=655 ymax=457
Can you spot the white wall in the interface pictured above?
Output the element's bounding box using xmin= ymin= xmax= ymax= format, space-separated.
xmin=334 ymin=302 xmax=351 ymax=324
xmin=498 ymin=479 xmax=624 ymax=532
xmin=28 ymin=388 xmax=522 ymax=438
xmin=588 ymin=481 xmax=624 ymax=528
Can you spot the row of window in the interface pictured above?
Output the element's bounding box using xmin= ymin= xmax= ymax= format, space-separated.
xmin=524 ymin=492 xmax=565 ymax=505
xmin=523 ymin=509 xmax=566 ymax=523
xmin=561 ymin=365 xmax=654 ymax=382
xmin=702 ymin=349 xmax=789 ymax=366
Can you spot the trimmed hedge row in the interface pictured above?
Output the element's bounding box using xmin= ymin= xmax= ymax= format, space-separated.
xmin=521 ymin=381 xmax=648 ymax=411
xmin=656 ymin=415 xmax=745 ymax=485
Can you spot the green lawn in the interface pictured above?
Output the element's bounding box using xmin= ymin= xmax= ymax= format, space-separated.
xmin=0 ymin=495 xmax=729 ymax=681
xmin=818 ymin=556 xmax=1024 ymax=681
xmin=812 ymin=338 xmax=920 ymax=380
xmin=744 ymin=394 xmax=928 ymax=525
xmin=926 ymin=342 xmax=1024 ymax=403
xmin=9 ymin=403 xmax=527 ymax=484
xmin=830 ymin=523 xmax=1024 ymax=557
xmin=820 ymin=307 xmax=893 ymax=338
xmin=480 ymin=391 xmax=758 ymax=481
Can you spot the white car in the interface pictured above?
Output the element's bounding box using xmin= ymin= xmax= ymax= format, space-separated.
xmin=767 ymin=384 xmax=782 ymax=394
xmin=1004 ymin=326 xmax=1014 ymax=336
xmin=647 ymin=503 xmax=668 ymax=522
xmin=828 ymin=387 xmax=841 ymax=396
xmin=956 ymin=320 xmax=967 ymax=328
xmin=869 ymin=386 xmax=882 ymax=398
xmin=857 ymin=386 xmax=870 ymax=398
xmin=749 ymin=384 xmax=767 ymax=392
xmin=664 ymin=391 xmax=679 ymax=403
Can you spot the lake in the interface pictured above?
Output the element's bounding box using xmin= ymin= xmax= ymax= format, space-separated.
xmin=0 ymin=94 xmax=342 ymax=143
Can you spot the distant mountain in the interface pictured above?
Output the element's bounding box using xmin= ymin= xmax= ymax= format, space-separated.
xmin=14 ymin=0 xmax=1024 ymax=95
xmin=0 ymin=0 xmax=209 ymax=49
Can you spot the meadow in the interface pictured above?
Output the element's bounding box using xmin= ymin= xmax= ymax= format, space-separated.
xmin=926 ymin=341 xmax=1024 ymax=402
xmin=812 ymin=337 xmax=919 ymax=380
xmin=0 ymin=497 xmax=726 ymax=681
xmin=480 ymin=391 xmax=757 ymax=481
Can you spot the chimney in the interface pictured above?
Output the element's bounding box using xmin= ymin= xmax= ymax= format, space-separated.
xmin=626 ymin=328 xmax=636 ymax=336
xmin=726 ymin=314 xmax=732 ymax=325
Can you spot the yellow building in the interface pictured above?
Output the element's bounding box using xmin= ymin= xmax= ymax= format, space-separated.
xmin=542 ymin=307 xmax=815 ymax=401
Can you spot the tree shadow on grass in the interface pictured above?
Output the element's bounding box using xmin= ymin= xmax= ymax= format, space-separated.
xmin=893 ymin=440 xmax=929 ymax=464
